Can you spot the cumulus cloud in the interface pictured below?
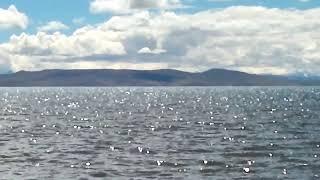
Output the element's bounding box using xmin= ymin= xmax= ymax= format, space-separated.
xmin=138 ymin=47 xmax=167 ymax=54
xmin=0 ymin=49 xmax=12 ymax=73
xmin=3 ymin=30 xmax=126 ymax=57
xmin=1 ymin=6 xmax=320 ymax=75
xmin=0 ymin=5 xmax=28 ymax=30
xmin=90 ymin=0 xmax=183 ymax=14
xmin=38 ymin=21 xmax=69 ymax=32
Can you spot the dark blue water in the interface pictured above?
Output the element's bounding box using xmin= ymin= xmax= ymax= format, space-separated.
xmin=0 ymin=87 xmax=319 ymax=179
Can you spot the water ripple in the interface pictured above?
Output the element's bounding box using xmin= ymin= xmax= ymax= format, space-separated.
xmin=0 ymin=87 xmax=318 ymax=179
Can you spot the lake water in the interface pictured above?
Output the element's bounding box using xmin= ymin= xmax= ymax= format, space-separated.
xmin=0 ymin=87 xmax=319 ymax=179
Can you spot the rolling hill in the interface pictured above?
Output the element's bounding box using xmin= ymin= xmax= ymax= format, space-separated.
xmin=0 ymin=68 xmax=318 ymax=86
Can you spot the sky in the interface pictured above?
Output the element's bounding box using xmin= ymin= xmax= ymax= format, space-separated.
xmin=0 ymin=0 xmax=319 ymax=75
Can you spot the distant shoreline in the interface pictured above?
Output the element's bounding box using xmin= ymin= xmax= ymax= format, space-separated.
xmin=0 ymin=69 xmax=319 ymax=87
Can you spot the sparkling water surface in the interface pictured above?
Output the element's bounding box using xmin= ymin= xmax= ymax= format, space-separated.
xmin=0 ymin=87 xmax=319 ymax=179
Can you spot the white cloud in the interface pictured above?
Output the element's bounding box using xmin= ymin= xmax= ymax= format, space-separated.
xmin=1 ymin=6 xmax=320 ymax=75
xmin=138 ymin=47 xmax=167 ymax=54
xmin=0 ymin=5 xmax=28 ymax=30
xmin=90 ymin=0 xmax=183 ymax=14
xmin=3 ymin=30 xmax=126 ymax=57
xmin=0 ymin=49 xmax=11 ymax=73
xmin=38 ymin=21 xmax=69 ymax=32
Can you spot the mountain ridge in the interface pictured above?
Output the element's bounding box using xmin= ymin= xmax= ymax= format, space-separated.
xmin=0 ymin=68 xmax=319 ymax=86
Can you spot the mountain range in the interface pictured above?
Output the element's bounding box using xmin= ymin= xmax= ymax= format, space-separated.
xmin=0 ymin=68 xmax=319 ymax=86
